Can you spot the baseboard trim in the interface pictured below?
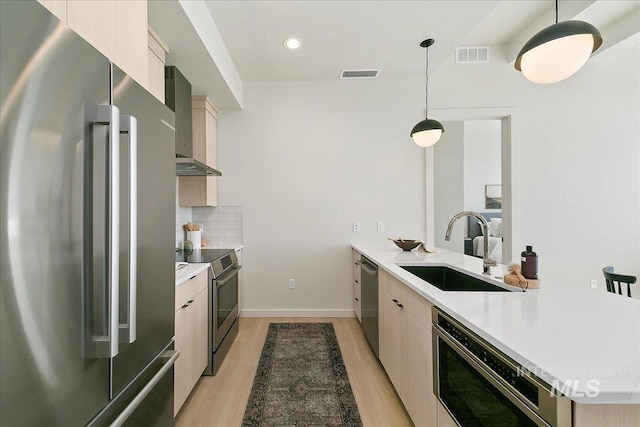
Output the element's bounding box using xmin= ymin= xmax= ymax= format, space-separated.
xmin=240 ymin=309 xmax=355 ymax=318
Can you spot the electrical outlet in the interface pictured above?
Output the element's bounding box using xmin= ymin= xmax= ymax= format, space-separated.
xmin=353 ymin=222 xmax=360 ymax=232
xmin=289 ymin=279 xmax=296 ymax=289
xmin=590 ymin=279 xmax=597 ymax=289
xmin=377 ymin=222 xmax=385 ymax=233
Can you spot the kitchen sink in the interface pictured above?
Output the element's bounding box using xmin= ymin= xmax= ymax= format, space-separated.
xmin=400 ymin=265 xmax=508 ymax=292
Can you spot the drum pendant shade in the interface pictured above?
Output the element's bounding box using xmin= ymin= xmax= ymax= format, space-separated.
xmin=411 ymin=38 xmax=444 ymax=147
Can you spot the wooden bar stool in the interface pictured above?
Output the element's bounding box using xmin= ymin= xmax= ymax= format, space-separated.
xmin=602 ymin=266 xmax=636 ymax=297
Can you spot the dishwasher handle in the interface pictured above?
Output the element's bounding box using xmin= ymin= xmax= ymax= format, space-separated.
xmin=356 ymin=259 xmax=377 ymax=276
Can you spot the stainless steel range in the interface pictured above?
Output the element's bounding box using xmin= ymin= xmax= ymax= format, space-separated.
xmin=176 ymin=249 xmax=240 ymax=375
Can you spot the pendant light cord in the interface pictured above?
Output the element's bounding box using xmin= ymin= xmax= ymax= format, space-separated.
xmin=555 ymin=0 xmax=558 ymax=23
xmin=425 ymin=45 xmax=429 ymax=119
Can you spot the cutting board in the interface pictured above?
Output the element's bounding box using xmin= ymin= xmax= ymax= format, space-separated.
xmin=504 ymin=273 xmax=541 ymax=289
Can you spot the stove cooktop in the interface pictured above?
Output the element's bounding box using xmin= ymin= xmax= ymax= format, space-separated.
xmin=175 ymin=248 xmax=235 ymax=264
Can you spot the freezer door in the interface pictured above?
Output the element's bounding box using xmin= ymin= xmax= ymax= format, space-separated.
xmin=111 ymin=65 xmax=176 ymax=396
xmin=0 ymin=1 xmax=114 ymax=425
xmin=87 ymin=344 xmax=177 ymax=427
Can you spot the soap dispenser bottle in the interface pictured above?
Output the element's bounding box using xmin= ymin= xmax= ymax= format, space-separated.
xmin=521 ymin=246 xmax=538 ymax=279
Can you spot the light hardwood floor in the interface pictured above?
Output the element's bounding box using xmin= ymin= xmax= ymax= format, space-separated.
xmin=176 ymin=317 xmax=413 ymax=427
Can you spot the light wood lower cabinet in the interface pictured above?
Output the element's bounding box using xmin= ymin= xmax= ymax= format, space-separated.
xmin=236 ymin=248 xmax=244 ymax=314
xmin=437 ymin=400 xmax=459 ymax=427
xmin=352 ymin=249 xmax=361 ymax=321
xmin=573 ymin=402 xmax=640 ymax=427
xmin=174 ymin=270 xmax=209 ymax=416
xmin=378 ymin=269 xmax=437 ymax=427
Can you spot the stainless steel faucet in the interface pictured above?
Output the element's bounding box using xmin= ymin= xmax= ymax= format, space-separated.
xmin=445 ymin=211 xmax=498 ymax=275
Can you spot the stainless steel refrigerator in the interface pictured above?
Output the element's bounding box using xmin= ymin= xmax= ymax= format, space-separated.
xmin=1 ymin=1 xmax=177 ymax=425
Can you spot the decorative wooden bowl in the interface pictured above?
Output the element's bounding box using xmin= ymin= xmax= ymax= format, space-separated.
xmin=392 ymin=239 xmax=421 ymax=251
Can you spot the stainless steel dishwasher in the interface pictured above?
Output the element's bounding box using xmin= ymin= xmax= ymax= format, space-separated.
xmin=356 ymin=256 xmax=379 ymax=357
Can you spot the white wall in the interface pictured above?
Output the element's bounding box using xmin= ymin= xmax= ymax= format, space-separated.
xmin=217 ymin=80 xmax=426 ymax=314
xmin=463 ymin=120 xmax=501 ymax=212
xmin=430 ymin=42 xmax=640 ymax=294
xmin=216 ymin=40 xmax=639 ymax=308
xmin=434 ymin=121 xmax=464 ymax=252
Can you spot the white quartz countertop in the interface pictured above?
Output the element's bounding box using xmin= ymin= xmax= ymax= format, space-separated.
xmin=353 ymin=244 xmax=640 ymax=404
xmin=175 ymin=263 xmax=209 ymax=287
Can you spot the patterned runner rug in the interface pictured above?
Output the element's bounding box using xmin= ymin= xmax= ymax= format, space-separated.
xmin=242 ymin=323 xmax=362 ymax=426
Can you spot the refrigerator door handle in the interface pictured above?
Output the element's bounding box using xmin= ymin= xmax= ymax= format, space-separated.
xmin=86 ymin=104 xmax=120 ymax=359
xmin=119 ymin=115 xmax=137 ymax=344
xmin=109 ymin=350 xmax=179 ymax=427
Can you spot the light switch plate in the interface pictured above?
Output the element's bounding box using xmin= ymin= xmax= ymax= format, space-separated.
xmin=353 ymin=222 xmax=360 ymax=232
xmin=377 ymin=222 xmax=385 ymax=233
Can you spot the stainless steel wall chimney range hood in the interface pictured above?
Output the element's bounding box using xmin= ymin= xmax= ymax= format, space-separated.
xmin=176 ymin=158 xmax=222 ymax=176
xmin=165 ymin=66 xmax=222 ymax=177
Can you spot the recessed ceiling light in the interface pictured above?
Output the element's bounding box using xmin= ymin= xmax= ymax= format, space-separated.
xmin=283 ymin=37 xmax=302 ymax=50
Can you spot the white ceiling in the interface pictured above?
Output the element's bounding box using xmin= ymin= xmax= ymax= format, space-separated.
xmin=205 ymin=0 xmax=501 ymax=81
xmin=149 ymin=1 xmax=640 ymax=107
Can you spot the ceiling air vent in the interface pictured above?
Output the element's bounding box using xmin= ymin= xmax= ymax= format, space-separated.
xmin=456 ymin=46 xmax=490 ymax=64
xmin=340 ymin=69 xmax=380 ymax=79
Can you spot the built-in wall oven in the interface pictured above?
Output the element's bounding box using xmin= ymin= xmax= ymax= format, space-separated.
xmin=432 ymin=308 xmax=572 ymax=427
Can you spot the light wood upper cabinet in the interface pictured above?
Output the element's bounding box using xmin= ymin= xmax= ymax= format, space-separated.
xmin=174 ymin=270 xmax=209 ymax=416
xmin=67 ymin=0 xmax=148 ymax=88
xmin=37 ymin=0 xmax=67 ymax=22
xmin=179 ymin=97 xmax=219 ymax=207
xmin=147 ymin=27 xmax=168 ymax=103
xmin=378 ymin=269 xmax=437 ymax=427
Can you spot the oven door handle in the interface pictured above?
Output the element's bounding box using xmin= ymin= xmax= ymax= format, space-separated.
xmin=433 ymin=327 xmax=551 ymax=427
xmin=216 ymin=266 xmax=241 ymax=288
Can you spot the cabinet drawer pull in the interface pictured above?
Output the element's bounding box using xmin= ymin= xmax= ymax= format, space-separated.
xmin=354 ymin=297 xmax=359 ymax=301
xmin=392 ymin=299 xmax=398 ymax=303
xmin=355 ymin=280 xmax=359 ymax=283
xmin=181 ymin=304 xmax=189 ymax=309
xmin=187 ymin=299 xmax=194 ymax=304
xmin=396 ymin=303 xmax=404 ymax=308
xmin=189 ymin=275 xmax=196 ymax=280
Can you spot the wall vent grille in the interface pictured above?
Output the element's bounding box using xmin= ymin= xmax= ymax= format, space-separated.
xmin=340 ymin=69 xmax=380 ymax=79
xmin=456 ymin=46 xmax=490 ymax=63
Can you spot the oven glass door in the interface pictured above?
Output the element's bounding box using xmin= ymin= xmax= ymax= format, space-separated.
xmin=216 ymin=268 xmax=239 ymax=330
xmin=437 ymin=337 xmax=540 ymax=427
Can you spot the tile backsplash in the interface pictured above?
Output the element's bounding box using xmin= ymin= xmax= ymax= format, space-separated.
xmin=175 ymin=178 xmax=193 ymax=248
xmin=175 ymin=179 xmax=244 ymax=249
xmin=193 ymin=206 xmax=243 ymax=249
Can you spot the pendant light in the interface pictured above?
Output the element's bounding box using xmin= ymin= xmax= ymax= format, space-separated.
xmin=515 ymin=0 xmax=602 ymax=84
xmin=411 ymin=39 xmax=444 ymax=147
